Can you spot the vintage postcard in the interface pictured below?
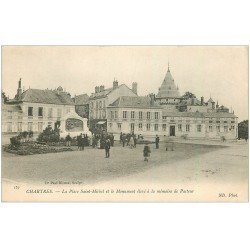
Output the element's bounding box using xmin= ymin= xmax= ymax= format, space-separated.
xmin=1 ymin=46 xmax=248 ymax=202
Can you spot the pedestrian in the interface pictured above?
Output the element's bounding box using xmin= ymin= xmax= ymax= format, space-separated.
xmin=143 ymin=143 xmax=151 ymax=162
xmin=122 ymin=134 xmax=126 ymax=147
xmin=127 ymin=133 xmax=131 ymax=146
xmin=105 ymin=139 xmax=111 ymax=158
xmin=77 ymin=134 xmax=81 ymax=150
xmin=81 ymin=134 xmax=85 ymax=151
xmin=110 ymin=133 xmax=114 ymax=147
xmin=133 ymin=135 xmax=137 ymax=148
xmin=120 ymin=132 xmax=123 ymax=144
xmin=65 ymin=133 xmax=72 ymax=147
xmin=155 ymin=135 xmax=160 ymax=149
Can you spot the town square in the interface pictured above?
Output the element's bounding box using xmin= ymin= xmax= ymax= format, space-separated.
xmin=1 ymin=46 xmax=248 ymax=202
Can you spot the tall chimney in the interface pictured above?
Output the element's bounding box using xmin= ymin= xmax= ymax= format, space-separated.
xmin=201 ymin=96 xmax=204 ymax=105
xmin=100 ymin=85 xmax=105 ymax=92
xmin=132 ymin=82 xmax=138 ymax=95
xmin=149 ymin=93 xmax=155 ymax=106
xmin=113 ymin=79 xmax=118 ymax=90
xmin=216 ymin=101 xmax=219 ymax=109
xmin=95 ymin=86 xmax=100 ymax=93
xmin=16 ymin=78 xmax=22 ymax=99
xmin=212 ymin=101 xmax=215 ymax=109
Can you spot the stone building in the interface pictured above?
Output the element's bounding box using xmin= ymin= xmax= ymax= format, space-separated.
xmin=2 ymin=79 xmax=90 ymax=137
xmin=88 ymin=80 xmax=137 ymax=130
xmin=106 ymin=66 xmax=238 ymax=140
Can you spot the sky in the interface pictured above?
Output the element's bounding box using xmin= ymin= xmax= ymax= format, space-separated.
xmin=2 ymin=46 xmax=248 ymax=122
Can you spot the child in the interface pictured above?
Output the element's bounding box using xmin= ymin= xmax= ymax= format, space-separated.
xmin=143 ymin=143 xmax=151 ymax=162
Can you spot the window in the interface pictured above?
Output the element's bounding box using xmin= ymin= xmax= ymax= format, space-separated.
xmin=28 ymin=107 xmax=33 ymax=116
xmin=216 ymin=126 xmax=220 ymax=132
xmin=186 ymin=124 xmax=190 ymax=132
xmin=209 ymin=126 xmax=213 ymax=132
xmin=28 ymin=122 xmax=33 ymax=131
xmin=115 ymin=111 xmax=118 ymax=119
xmin=147 ymin=112 xmax=151 ymax=120
xmin=154 ymin=124 xmax=158 ymax=131
xmin=155 ymin=112 xmax=159 ymax=120
xmin=231 ymin=126 xmax=235 ymax=130
xmin=48 ymin=122 xmax=52 ymax=128
xmin=197 ymin=125 xmax=202 ymax=132
xmin=162 ymin=124 xmax=167 ymax=131
xmin=139 ymin=111 xmax=143 ymax=120
xmin=38 ymin=122 xmax=43 ymax=132
xmin=170 ymin=117 xmax=175 ymax=122
xmin=117 ymin=123 xmax=122 ymax=130
xmin=123 ymin=111 xmax=127 ymax=119
xmin=7 ymin=122 xmax=12 ymax=132
xmin=146 ymin=124 xmax=151 ymax=131
xmin=131 ymin=123 xmax=135 ymax=132
xmin=17 ymin=122 xmax=22 ymax=132
xmin=131 ymin=111 xmax=135 ymax=119
xmin=111 ymin=111 xmax=114 ymax=119
xmin=38 ymin=107 xmax=43 ymax=117
xmin=216 ymin=120 xmax=220 ymax=123
xmin=224 ymin=126 xmax=228 ymax=132
xmin=224 ymin=121 xmax=228 ymax=123
xmin=48 ymin=108 xmax=53 ymax=118
xmin=57 ymin=108 xmax=62 ymax=118
xmin=138 ymin=123 xmax=143 ymax=131
xmin=178 ymin=124 xmax=182 ymax=132
xmin=99 ymin=101 xmax=102 ymax=108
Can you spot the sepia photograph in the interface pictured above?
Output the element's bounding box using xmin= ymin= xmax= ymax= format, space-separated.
xmin=1 ymin=45 xmax=248 ymax=202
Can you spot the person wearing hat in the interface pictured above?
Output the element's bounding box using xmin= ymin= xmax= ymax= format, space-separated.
xmin=143 ymin=142 xmax=151 ymax=162
xmin=155 ymin=135 xmax=160 ymax=149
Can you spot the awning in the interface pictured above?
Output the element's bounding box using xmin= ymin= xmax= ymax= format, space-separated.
xmin=97 ymin=121 xmax=106 ymax=125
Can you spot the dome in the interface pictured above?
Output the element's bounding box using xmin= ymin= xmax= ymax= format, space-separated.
xmin=57 ymin=86 xmax=63 ymax=92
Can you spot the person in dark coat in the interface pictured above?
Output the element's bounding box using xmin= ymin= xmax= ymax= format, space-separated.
xmin=133 ymin=135 xmax=137 ymax=148
xmin=110 ymin=133 xmax=114 ymax=147
xmin=127 ymin=133 xmax=131 ymax=146
xmin=155 ymin=135 xmax=160 ymax=149
xmin=65 ymin=133 xmax=72 ymax=147
xmin=81 ymin=134 xmax=85 ymax=150
xmin=105 ymin=139 xmax=111 ymax=158
xmin=120 ymin=132 xmax=123 ymax=144
xmin=122 ymin=134 xmax=126 ymax=147
xmin=77 ymin=134 xmax=81 ymax=150
xmin=143 ymin=143 xmax=151 ymax=162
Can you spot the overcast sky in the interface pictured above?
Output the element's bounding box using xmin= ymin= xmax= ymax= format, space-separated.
xmin=2 ymin=46 xmax=248 ymax=121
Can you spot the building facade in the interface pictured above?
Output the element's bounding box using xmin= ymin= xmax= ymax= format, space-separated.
xmin=107 ymin=67 xmax=238 ymax=140
xmin=2 ymin=80 xmax=90 ymax=137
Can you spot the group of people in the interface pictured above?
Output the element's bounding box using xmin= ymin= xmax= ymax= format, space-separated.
xmin=92 ymin=133 xmax=114 ymax=149
xmin=65 ymin=131 xmax=174 ymax=161
xmin=120 ymin=132 xmax=138 ymax=148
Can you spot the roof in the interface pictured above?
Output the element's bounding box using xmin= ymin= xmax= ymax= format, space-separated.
xmin=178 ymin=98 xmax=202 ymax=106
xmin=89 ymin=87 xmax=113 ymax=100
xmin=162 ymin=111 xmax=237 ymax=118
xmin=207 ymin=97 xmax=215 ymax=103
xmin=109 ymin=96 xmax=162 ymax=108
xmin=18 ymin=89 xmax=75 ymax=105
xmin=74 ymin=94 xmax=89 ymax=105
xmin=156 ymin=68 xmax=180 ymax=98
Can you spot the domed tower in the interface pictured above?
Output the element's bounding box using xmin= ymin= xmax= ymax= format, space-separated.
xmin=155 ymin=64 xmax=181 ymax=107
